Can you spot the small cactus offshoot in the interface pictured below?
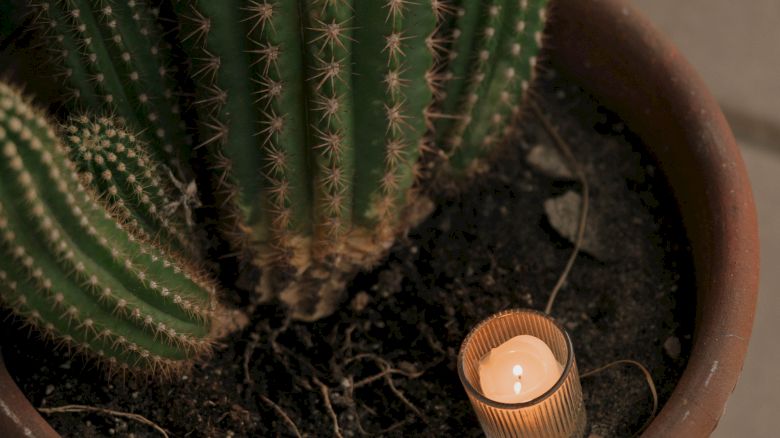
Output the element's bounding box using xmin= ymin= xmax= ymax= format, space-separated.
xmin=35 ymin=0 xmax=550 ymax=320
xmin=64 ymin=115 xmax=195 ymax=256
xmin=0 ymin=82 xmax=220 ymax=374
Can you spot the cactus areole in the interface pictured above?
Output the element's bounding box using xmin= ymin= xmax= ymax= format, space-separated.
xmin=36 ymin=0 xmax=549 ymax=320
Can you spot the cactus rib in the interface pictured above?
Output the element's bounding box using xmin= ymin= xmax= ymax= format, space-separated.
xmin=303 ymin=0 xmax=355 ymax=250
xmin=451 ymin=0 xmax=548 ymax=168
xmin=0 ymin=82 xmax=220 ymax=373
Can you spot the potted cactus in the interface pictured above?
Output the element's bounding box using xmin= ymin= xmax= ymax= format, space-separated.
xmin=0 ymin=0 xmax=758 ymax=437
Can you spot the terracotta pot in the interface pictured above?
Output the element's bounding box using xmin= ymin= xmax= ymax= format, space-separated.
xmin=0 ymin=0 xmax=759 ymax=436
xmin=0 ymin=350 xmax=59 ymax=437
xmin=547 ymin=0 xmax=759 ymax=435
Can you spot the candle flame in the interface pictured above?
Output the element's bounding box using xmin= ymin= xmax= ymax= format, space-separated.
xmin=512 ymin=365 xmax=523 ymax=395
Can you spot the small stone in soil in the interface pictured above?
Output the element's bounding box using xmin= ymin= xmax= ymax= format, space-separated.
xmin=544 ymin=190 xmax=612 ymax=261
xmin=526 ymin=143 xmax=574 ymax=179
xmin=351 ymin=291 xmax=370 ymax=313
xmin=664 ymin=336 xmax=682 ymax=360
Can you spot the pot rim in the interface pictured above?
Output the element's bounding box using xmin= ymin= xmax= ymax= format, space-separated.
xmin=547 ymin=0 xmax=760 ymax=436
xmin=0 ymin=349 xmax=59 ymax=438
xmin=0 ymin=0 xmax=760 ymax=436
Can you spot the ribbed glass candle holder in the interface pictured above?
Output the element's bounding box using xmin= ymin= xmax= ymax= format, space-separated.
xmin=458 ymin=309 xmax=586 ymax=438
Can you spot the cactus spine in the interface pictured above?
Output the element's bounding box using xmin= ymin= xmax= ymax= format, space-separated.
xmin=0 ymin=82 xmax=219 ymax=373
xmin=64 ymin=115 xmax=194 ymax=255
xmin=35 ymin=0 xmax=549 ymax=320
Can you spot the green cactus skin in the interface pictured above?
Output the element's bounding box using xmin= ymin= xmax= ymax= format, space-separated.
xmin=0 ymin=82 xmax=220 ymax=374
xmin=63 ymin=115 xmax=195 ymax=256
xmin=35 ymin=0 xmax=549 ymax=320
xmin=443 ymin=0 xmax=549 ymax=170
xmin=173 ymin=0 xmax=548 ymax=320
xmin=34 ymin=0 xmax=190 ymax=173
xmin=173 ymin=1 xmax=445 ymax=319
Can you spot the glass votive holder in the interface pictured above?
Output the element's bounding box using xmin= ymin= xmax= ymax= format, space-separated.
xmin=458 ymin=309 xmax=586 ymax=438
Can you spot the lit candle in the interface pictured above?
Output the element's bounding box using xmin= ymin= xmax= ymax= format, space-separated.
xmin=478 ymin=335 xmax=563 ymax=403
xmin=458 ymin=309 xmax=586 ymax=438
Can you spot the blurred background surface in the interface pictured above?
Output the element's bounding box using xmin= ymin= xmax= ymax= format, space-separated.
xmin=633 ymin=1 xmax=780 ymax=436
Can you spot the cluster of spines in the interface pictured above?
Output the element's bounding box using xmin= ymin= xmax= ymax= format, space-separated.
xmin=63 ymin=115 xmax=193 ymax=255
xmin=435 ymin=0 xmax=548 ymax=170
xmin=303 ymin=1 xmax=355 ymax=254
xmin=447 ymin=1 xmax=507 ymax=153
xmin=176 ymin=1 xmax=309 ymax=263
xmin=33 ymin=0 xmax=190 ymax=172
xmin=0 ymin=82 xmax=219 ymax=374
xmin=349 ymin=1 xmax=438 ymax=233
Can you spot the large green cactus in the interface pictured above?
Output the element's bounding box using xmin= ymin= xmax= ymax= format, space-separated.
xmin=35 ymin=0 xmax=549 ymax=320
xmin=177 ymin=1 xmax=549 ymax=320
xmin=0 ymin=82 xmax=220 ymax=373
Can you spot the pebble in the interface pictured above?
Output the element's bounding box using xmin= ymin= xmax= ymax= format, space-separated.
xmin=664 ymin=336 xmax=681 ymax=360
xmin=350 ymin=291 xmax=370 ymax=313
xmin=544 ymin=190 xmax=613 ymax=261
xmin=399 ymin=361 xmax=418 ymax=375
xmin=526 ymin=144 xmax=573 ymax=179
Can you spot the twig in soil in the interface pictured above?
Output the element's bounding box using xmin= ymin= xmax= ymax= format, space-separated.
xmin=269 ymin=316 xmax=292 ymax=354
xmin=529 ymin=100 xmax=590 ymax=315
xmin=353 ymin=399 xmax=412 ymax=436
xmin=384 ymin=375 xmax=425 ymax=421
xmin=243 ymin=332 xmax=260 ymax=385
xmin=313 ymin=376 xmax=344 ymax=438
xmin=38 ymin=404 xmax=169 ymax=438
xmin=345 ymin=353 xmax=426 ymax=421
xmin=419 ymin=321 xmax=446 ymax=355
xmin=348 ymin=354 xmax=424 ymax=389
xmin=352 ymin=367 xmax=420 ymax=389
xmin=338 ymin=323 xmax=358 ymax=357
xmin=260 ymin=395 xmax=303 ymax=438
xmin=581 ymin=359 xmax=659 ymax=437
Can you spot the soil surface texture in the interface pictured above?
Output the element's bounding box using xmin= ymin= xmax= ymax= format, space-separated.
xmin=1 ymin=72 xmax=695 ymax=437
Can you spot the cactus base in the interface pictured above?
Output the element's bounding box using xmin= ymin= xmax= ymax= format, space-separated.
xmin=255 ymin=196 xmax=434 ymax=320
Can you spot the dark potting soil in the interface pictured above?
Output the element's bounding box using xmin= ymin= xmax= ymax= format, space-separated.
xmin=0 ymin=72 xmax=694 ymax=437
